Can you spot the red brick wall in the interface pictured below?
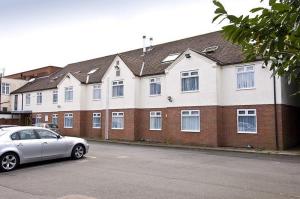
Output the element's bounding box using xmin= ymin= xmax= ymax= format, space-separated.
xmin=165 ymin=106 xmax=219 ymax=147
xmin=220 ymin=105 xmax=278 ymax=150
xmin=135 ymin=108 xmax=166 ymax=143
xmin=0 ymin=118 xmax=19 ymax=125
xmin=108 ymin=109 xmax=136 ymax=141
xmin=30 ymin=104 xmax=300 ymax=150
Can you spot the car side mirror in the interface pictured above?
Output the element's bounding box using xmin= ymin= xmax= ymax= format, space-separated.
xmin=57 ymin=135 xmax=61 ymax=139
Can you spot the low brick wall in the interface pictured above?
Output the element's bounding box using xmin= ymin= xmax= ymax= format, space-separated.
xmin=0 ymin=118 xmax=19 ymax=125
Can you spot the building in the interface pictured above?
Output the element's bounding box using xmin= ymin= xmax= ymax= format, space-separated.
xmin=0 ymin=66 xmax=61 ymax=124
xmin=5 ymin=66 xmax=61 ymax=80
xmin=11 ymin=31 xmax=300 ymax=150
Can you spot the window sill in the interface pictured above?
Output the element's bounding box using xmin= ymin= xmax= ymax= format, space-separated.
xmin=181 ymin=90 xmax=199 ymax=94
xmin=93 ymin=127 xmax=101 ymax=129
xmin=237 ymin=131 xmax=257 ymax=134
xmin=150 ymin=129 xmax=162 ymax=131
xmin=112 ymin=96 xmax=124 ymax=99
xmin=65 ymin=100 xmax=73 ymax=103
xmin=181 ymin=130 xmax=200 ymax=133
xmin=149 ymin=94 xmax=161 ymax=97
xmin=111 ymin=128 xmax=124 ymax=130
xmin=236 ymin=87 xmax=256 ymax=91
xmin=92 ymin=99 xmax=101 ymax=101
xmin=36 ymin=103 xmax=42 ymax=105
xmin=64 ymin=127 xmax=73 ymax=129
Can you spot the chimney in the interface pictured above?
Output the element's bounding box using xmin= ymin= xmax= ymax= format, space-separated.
xmin=143 ymin=35 xmax=146 ymax=54
xmin=149 ymin=37 xmax=153 ymax=50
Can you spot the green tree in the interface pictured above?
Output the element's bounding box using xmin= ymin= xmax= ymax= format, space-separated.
xmin=213 ymin=0 xmax=300 ymax=92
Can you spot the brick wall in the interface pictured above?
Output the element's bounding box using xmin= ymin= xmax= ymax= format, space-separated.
xmin=30 ymin=104 xmax=300 ymax=150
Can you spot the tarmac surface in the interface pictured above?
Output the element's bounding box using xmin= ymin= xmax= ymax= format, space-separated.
xmin=0 ymin=141 xmax=300 ymax=199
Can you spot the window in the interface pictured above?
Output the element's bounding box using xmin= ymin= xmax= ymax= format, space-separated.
xmin=25 ymin=94 xmax=30 ymax=105
xmin=14 ymin=95 xmax=18 ymax=111
xmin=64 ymin=87 xmax=73 ymax=102
xmin=150 ymin=111 xmax=162 ymax=130
xmin=150 ymin=78 xmax=161 ymax=96
xmin=52 ymin=114 xmax=58 ymax=125
xmin=93 ymin=84 xmax=101 ymax=100
xmin=237 ymin=65 xmax=255 ymax=89
xmin=93 ymin=113 xmax=101 ymax=128
xmin=1 ymin=83 xmax=10 ymax=95
xmin=162 ymin=53 xmax=180 ymax=63
xmin=237 ymin=109 xmax=257 ymax=133
xmin=181 ymin=71 xmax=199 ymax=92
xmin=53 ymin=90 xmax=58 ymax=104
xmin=112 ymin=112 xmax=124 ymax=129
xmin=112 ymin=80 xmax=124 ymax=97
xmin=116 ymin=69 xmax=120 ymax=77
xmin=181 ymin=110 xmax=200 ymax=132
xmin=36 ymin=114 xmax=42 ymax=124
xmin=11 ymin=133 xmax=20 ymax=140
xmin=36 ymin=129 xmax=57 ymax=139
xmin=18 ymin=130 xmax=38 ymax=140
xmin=37 ymin=92 xmax=42 ymax=105
xmin=64 ymin=113 xmax=73 ymax=128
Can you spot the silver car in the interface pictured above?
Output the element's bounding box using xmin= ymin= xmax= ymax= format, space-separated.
xmin=0 ymin=126 xmax=89 ymax=172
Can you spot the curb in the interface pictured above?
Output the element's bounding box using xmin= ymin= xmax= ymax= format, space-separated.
xmin=86 ymin=139 xmax=300 ymax=156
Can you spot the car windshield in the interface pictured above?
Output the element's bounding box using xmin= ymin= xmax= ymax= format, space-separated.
xmin=48 ymin=124 xmax=58 ymax=128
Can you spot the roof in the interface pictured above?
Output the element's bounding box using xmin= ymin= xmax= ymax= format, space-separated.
xmin=5 ymin=66 xmax=61 ymax=80
xmin=12 ymin=31 xmax=245 ymax=94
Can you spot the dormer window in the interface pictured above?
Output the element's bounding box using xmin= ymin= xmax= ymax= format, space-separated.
xmin=161 ymin=53 xmax=180 ymax=63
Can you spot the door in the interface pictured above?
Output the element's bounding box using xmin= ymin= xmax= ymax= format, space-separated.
xmin=15 ymin=129 xmax=42 ymax=163
xmin=35 ymin=129 xmax=67 ymax=159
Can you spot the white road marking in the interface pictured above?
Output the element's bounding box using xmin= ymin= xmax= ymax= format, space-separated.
xmin=85 ymin=156 xmax=97 ymax=159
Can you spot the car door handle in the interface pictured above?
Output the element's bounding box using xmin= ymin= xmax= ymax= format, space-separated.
xmin=43 ymin=142 xmax=48 ymax=144
xmin=17 ymin=143 xmax=23 ymax=147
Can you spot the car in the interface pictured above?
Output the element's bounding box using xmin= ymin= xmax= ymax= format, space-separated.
xmin=0 ymin=125 xmax=18 ymax=129
xmin=0 ymin=126 xmax=89 ymax=172
xmin=35 ymin=123 xmax=59 ymax=133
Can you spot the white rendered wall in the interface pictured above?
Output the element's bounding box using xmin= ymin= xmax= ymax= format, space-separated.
xmin=220 ymin=61 xmax=282 ymax=106
xmin=2 ymin=78 xmax=27 ymax=111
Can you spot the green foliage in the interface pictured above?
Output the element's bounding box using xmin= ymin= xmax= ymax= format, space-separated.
xmin=213 ymin=0 xmax=300 ymax=91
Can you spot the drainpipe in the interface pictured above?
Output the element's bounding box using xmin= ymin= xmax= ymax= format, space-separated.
xmin=273 ymin=73 xmax=279 ymax=150
xmin=105 ymin=77 xmax=110 ymax=140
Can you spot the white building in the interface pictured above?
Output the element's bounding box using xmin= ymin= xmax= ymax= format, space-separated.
xmin=11 ymin=31 xmax=300 ymax=150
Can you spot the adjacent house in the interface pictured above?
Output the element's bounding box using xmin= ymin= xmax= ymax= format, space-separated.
xmin=11 ymin=31 xmax=300 ymax=150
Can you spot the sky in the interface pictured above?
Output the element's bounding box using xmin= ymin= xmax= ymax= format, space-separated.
xmin=0 ymin=0 xmax=268 ymax=75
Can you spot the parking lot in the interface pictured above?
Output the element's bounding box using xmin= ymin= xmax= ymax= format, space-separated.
xmin=0 ymin=141 xmax=300 ymax=199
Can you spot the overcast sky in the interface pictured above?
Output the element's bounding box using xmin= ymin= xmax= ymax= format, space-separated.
xmin=0 ymin=0 xmax=267 ymax=75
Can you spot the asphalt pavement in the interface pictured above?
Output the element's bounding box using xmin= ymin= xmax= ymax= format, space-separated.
xmin=0 ymin=141 xmax=300 ymax=199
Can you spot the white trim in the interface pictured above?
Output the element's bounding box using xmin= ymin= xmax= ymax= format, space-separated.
xmin=149 ymin=111 xmax=162 ymax=131
xmin=112 ymin=80 xmax=124 ymax=98
xmin=64 ymin=113 xmax=73 ymax=128
xmin=181 ymin=110 xmax=200 ymax=132
xmin=236 ymin=64 xmax=255 ymax=90
xmin=237 ymin=109 xmax=257 ymax=134
xmin=181 ymin=70 xmax=199 ymax=92
xmin=92 ymin=112 xmax=101 ymax=129
xmin=111 ymin=112 xmax=124 ymax=130
xmin=92 ymin=84 xmax=101 ymax=100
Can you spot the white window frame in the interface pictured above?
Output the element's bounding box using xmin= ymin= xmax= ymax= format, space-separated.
xmin=112 ymin=80 xmax=124 ymax=98
xmin=181 ymin=70 xmax=199 ymax=93
xmin=53 ymin=90 xmax=58 ymax=104
xmin=36 ymin=114 xmax=42 ymax=124
xmin=149 ymin=111 xmax=162 ymax=131
xmin=92 ymin=113 xmax=101 ymax=128
xmin=111 ymin=112 xmax=124 ymax=129
xmin=149 ymin=78 xmax=161 ymax=96
xmin=181 ymin=110 xmax=200 ymax=132
xmin=36 ymin=92 xmax=42 ymax=105
xmin=236 ymin=65 xmax=255 ymax=90
xmin=52 ymin=114 xmax=58 ymax=125
xmin=237 ymin=109 xmax=257 ymax=134
xmin=93 ymin=84 xmax=101 ymax=100
xmin=64 ymin=113 xmax=73 ymax=128
xmin=25 ymin=93 xmax=31 ymax=105
xmin=1 ymin=83 xmax=10 ymax=95
xmin=64 ymin=86 xmax=73 ymax=102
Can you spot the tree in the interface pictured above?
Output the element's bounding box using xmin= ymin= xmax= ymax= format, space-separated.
xmin=213 ymin=0 xmax=300 ymax=92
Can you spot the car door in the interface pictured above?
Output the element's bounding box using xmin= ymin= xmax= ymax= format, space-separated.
xmin=15 ymin=129 xmax=43 ymax=163
xmin=35 ymin=129 xmax=67 ymax=160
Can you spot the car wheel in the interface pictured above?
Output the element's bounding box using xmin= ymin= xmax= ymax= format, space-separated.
xmin=0 ymin=152 xmax=19 ymax=172
xmin=71 ymin=144 xmax=85 ymax=160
